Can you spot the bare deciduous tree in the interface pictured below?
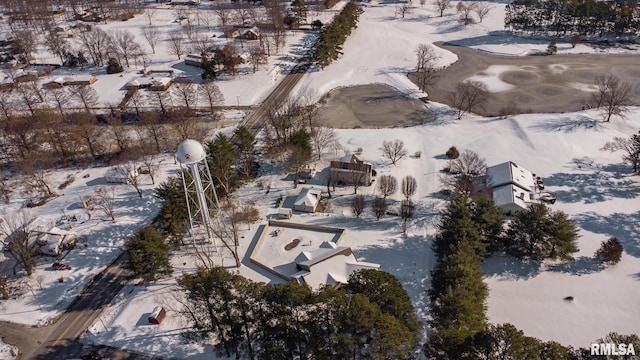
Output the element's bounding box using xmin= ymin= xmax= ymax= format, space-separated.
xmin=415 ymin=43 xmax=440 ymax=92
xmin=310 ymin=127 xmax=338 ymax=160
xmin=591 ymin=75 xmax=633 ymax=122
xmin=448 ymin=80 xmax=489 ymax=119
xmin=139 ymin=112 xmax=167 ymax=153
xmin=112 ymin=30 xmax=140 ymax=67
xmin=352 ymin=194 xmax=365 ymax=217
xmin=168 ymin=32 xmax=185 ymax=60
xmin=68 ymin=84 xmax=99 ymax=114
xmin=377 ymin=175 xmax=397 ymax=199
xmin=172 ymin=82 xmax=196 ymax=111
xmin=0 ymin=210 xmax=37 ymax=276
xmin=94 ymin=187 xmax=116 ymax=222
xmin=435 ymin=0 xmax=451 ymax=17
xmin=215 ymin=5 xmax=233 ymax=32
xmin=381 ymin=139 xmax=408 ymax=165
xmin=116 ymin=161 xmax=143 ymax=198
xmin=69 ymin=112 xmax=100 ymax=160
xmin=401 ymin=175 xmax=417 ymax=200
xmin=144 ymin=8 xmax=156 ymax=25
xmin=395 ymin=2 xmax=413 ymax=18
xmin=372 ymin=196 xmax=387 ymax=220
xmin=400 ymin=199 xmax=414 ymax=224
xmin=472 ymin=2 xmax=493 ymax=22
xmin=48 ymin=88 xmax=71 ymax=119
xmin=211 ymin=201 xmax=242 ymax=268
xmin=78 ymin=27 xmax=112 ymax=66
xmin=248 ymin=45 xmax=268 ymax=73
xmin=21 ymin=157 xmax=56 ymax=200
xmin=142 ymin=26 xmax=160 ymax=54
xmin=441 ymin=149 xmax=487 ymax=195
xmin=600 ymin=132 xmax=640 ymax=174
xmin=456 ymin=2 xmax=475 ymax=24
xmin=198 ymin=81 xmax=224 ymax=118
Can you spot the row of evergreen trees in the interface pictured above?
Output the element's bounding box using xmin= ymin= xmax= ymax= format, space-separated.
xmin=505 ymin=0 xmax=640 ymax=37
xmin=316 ymin=2 xmax=363 ymax=68
xmin=425 ymin=195 xmax=575 ymax=358
xmin=177 ymin=267 xmax=421 ymax=360
xmin=425 ymin=195 xmax=638 ymax=358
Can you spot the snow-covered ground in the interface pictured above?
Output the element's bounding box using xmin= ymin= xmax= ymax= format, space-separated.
xmin=0 ymin=339 xmax=18 ymax=360
xmin=1 ymin=0 xmax=639 ymax=358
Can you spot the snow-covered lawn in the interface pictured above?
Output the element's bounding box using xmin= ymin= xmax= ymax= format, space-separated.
xmin=1 ymin=0 xmax=639 ymax=357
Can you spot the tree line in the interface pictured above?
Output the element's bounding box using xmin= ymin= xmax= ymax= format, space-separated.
xmin=316 ymin=2 xmax=363 ymax=68
xmin=425 ymin=194 xmax=638 ymax=358
xmin=176 ymin=267 xmax=420 ymax=360
xmin=505 ymin=0 xmax=640 ymax=37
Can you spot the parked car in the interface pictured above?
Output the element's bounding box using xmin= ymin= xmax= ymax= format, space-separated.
xmin=52 ymin=262 xmax=71 ymax=270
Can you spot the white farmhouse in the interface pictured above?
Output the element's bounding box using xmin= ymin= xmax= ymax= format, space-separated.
xmin=293 ymin=188 xmax=321 ymax=213
xmin=486 ymin=161 xmax=537 ymax=214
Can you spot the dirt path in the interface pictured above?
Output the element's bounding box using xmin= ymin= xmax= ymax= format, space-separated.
xmin=428 ymin=43 xmax=640 ymax=116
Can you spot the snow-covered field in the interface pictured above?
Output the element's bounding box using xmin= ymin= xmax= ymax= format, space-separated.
xmin=1 ymin=0 xmax=639 ymax=358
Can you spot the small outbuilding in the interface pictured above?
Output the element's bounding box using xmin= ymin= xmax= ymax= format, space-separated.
xmin=148 ymin=306 xmax=167 ymax=324
xmin=34 ymin=227 xmax=77 ymax=256
xmin=105 ymin=167 xmax=136 ymax=184
xmin=293 ymin=188 xmax=321 ymax=213
xmin=278 ymin=208 xmax=293 ymax=219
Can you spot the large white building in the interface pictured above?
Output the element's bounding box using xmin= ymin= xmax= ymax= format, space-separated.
xmin=486 ymin=161 xmax=537 ymax=214
xmin=292 ymin=242 xmax=380 ymax=291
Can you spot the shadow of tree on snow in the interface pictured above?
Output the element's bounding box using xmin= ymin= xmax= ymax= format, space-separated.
xmin=482 ymin=254 xmax=542 ymax=280
xmin=546 ymin=256 xmax=605 ymax=276
xmin=544 ymin=162 xmax=640 ymax=204
xmin=574 ymin=211 xmax=640 ymax=259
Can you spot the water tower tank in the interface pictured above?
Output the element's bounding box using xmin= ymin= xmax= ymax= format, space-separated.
xmin=176 ymin=139 xmax=206 ymax=165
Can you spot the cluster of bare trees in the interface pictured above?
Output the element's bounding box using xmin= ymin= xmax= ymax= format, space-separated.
xmin=264 ymin=95 xmax=339 ymax=160
xmin=590 ymin=75 xmax=634 ymax=122
xmin=350 ymin=175 xmax=417 ymax=231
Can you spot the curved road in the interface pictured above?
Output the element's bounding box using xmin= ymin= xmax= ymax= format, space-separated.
xmin=428 ymin=42 xmax=640 ymax=116
xmin=0 ymin=253 xmax=161 ymax=359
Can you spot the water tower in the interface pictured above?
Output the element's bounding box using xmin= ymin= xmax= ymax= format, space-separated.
xmin=176 ymin=139 xmax=220 ymax=244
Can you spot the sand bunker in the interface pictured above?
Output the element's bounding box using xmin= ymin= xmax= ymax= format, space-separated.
xmin=317 ymin=84 xmax=434 ymax=128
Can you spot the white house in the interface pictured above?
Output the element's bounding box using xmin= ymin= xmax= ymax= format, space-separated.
xmin=291 ymin=241 xmax=380 ymax=291
xmin=293 ymin=188 xmax=321 ymax=213
xmin=486 ymin=161 xmax=536 ymax=214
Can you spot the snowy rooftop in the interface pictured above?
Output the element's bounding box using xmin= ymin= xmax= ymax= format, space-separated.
xmin=250 ymin=221 xmax=346 ymax=281
xmin=491 ymin=184 xmax=532 ymax=213
xmin=487 ymin=161 xmax=536 ymax=191
xmin=294 ymin=188 xmax=321 ymax=208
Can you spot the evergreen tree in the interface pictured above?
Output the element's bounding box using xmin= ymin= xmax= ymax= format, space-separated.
xmin=471 ymin=197 xmax=505 ymax=252
xmin=155 ymin=176 xmax=189 ymax=241
xmin=433 ymin=195 xmax=487 ymax=259
xmin=125 ymin=226 xmax=172 ymax=281
xmin=594 ymin=237 xmax=623 ymax=265
xmin=232 ymin=126 xmax=257 ymax=179
xmin=347 ymin=269 xmax=421 ymax=335
xmin=507 ymin=203 xmax=579 ymax=260
xmin=206 ymin=134 xmax=240 ymax=198
xmin=106 ymin=57 xmax=123 ymax=74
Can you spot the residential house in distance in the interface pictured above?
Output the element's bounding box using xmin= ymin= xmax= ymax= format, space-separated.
xmin=126 ymin=77 xmax=172 ymax=91
xmin=45 ymin=74 xmax=97 ymax=89
xmin=293 ymin=188 xmax=321 ymax=213
xmin=292 ymin=241 xmax=380 ymax=291
xmin=184 ymin=54 xmax=206 ymax=68
xmin=169 ymin=0 xmax=201 ymax=4
xmin=486 ymin=161 xmax=538 ymax=214
xmin=330 ymin=154 xmax=373 ymax=186
xmin=240 ymin=27 xmax=260 ymax=40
